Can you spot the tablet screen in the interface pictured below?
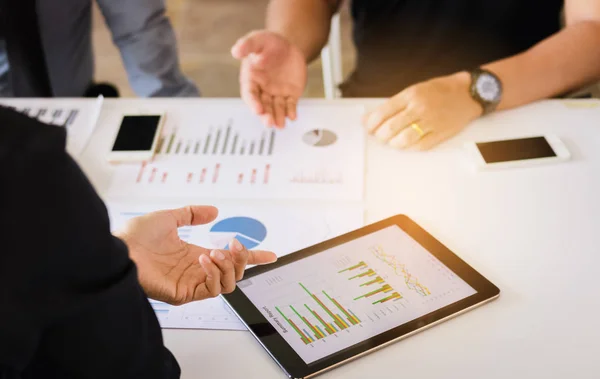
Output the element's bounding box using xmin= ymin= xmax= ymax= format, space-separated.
xmin=238 ymin=225 xmax=477 ymax=364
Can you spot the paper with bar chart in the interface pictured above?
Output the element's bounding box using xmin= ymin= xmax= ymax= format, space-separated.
xmin=107 ymin=200 xmax=364 ymax=330
xmin=0 ymin=98 xmax=102 ymax=157
xmin=104 ymin=101 xmax=365 ymax=201
xmin=238 ymin=225 xmax=477 ymax=363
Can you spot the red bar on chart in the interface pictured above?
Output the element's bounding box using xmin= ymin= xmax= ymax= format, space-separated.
xmin=251 ymin=169 xmax=257 ymax=184
xmin=136 ymin=162 xmax=147 ymax=183
xmin=264 ymin=164 xmax=270 ymax=184
xmin=149 ymin=167 xmax=157 ymax=183
xmin=212 ymin=163 xmax=220 ymax=183
xmin=161 ymin=172 xmax=168 ymax=183
xmin=238 ymin=173 xmax=244 ymax=184
xmin=200 ymin=168 xmax=207 ymax=183
xmin=187 ymin=172 xmax=193 ymax=184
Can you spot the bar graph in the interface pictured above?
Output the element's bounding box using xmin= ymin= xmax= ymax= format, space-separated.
xmin=276 ymin=306 xmax=314 ymax=344
xmin=238 ymin=222 xmax=480 ymax=364
xmin=348 ymin=269 xmax=376 ymax=280
xmin=275 ymin=283 xmax=362 ymax=345
xmin=236 ymin=165 xmax=271 ymax=185
xmin=338 ymin=261 xmax=367 ymax=273
xmin=106 ymin=103 xmax=365 ymax=202
xmin=3 ymin=105 xmax=81 ymax=128
xmin=132 ymin=162 xmax=271 ymax=186
xmin=360 ymin=276 xmax=385 ymax=287
xmin=372 ymin=292 xmax=402 ymax=304
xmin=353 ymin=284 xmax=394 ymax=300
xmin=338 ymin=260 xmax=402 ymax=304
xmin=158 ymin=120 xmax=277 ymax=157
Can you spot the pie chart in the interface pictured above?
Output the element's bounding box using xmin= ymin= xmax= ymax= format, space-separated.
xmin=209 ymin=217 xmax=267 ymax=250
xmin=302 ymin=129 xmax=337 ymax=147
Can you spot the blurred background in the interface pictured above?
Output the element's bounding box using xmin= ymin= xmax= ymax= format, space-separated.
xmin=92 ymin=0 xmax=355 ymax=98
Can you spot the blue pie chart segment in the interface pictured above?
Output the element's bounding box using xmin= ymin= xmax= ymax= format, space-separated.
xmin=209 ymin=217 xmax=267 ymax=250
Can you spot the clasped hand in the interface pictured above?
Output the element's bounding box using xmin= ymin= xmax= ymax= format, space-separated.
xmin=115 ymin=205 xmax=277 ymax=305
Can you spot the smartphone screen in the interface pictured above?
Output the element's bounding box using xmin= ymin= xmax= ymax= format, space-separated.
xmin=476 ymin=137 xmax=556 ymax=164
xmin=111 ymin=115 xmax=161 ymax=152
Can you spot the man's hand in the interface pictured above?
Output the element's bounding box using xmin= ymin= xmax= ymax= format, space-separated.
xmin=363 ymin=72 xmax=483 ymax=151
xmin=115 ymin=205 xmax=277 ymax=305
xmin=232 ymin=30 xmax=307 ymax=128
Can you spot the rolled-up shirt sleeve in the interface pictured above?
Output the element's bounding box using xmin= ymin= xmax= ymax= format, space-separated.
xmin=95 ymin=0 xmax=200 ymax=97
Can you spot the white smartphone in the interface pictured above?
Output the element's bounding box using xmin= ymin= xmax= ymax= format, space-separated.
xmin=464 ymin=135 xmax=570 ymax=170
xmin=108 ymin=114 xmax=165 ymax=163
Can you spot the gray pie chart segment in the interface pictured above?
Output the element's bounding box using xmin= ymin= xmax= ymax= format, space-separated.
xmin=302 ymin=129 xmax=337 ymax=147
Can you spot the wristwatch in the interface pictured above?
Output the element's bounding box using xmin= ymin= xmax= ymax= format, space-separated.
xmin=469 ymin=68 xmax=503 ymax=115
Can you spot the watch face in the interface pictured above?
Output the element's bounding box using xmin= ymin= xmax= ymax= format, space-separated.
xmin=475 ymin=73 xmax=501 ymax=103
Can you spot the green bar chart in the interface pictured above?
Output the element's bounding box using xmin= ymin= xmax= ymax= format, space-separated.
xmin=275 ymin=283 xmax=363 ymax=345
xmin=338 ymin=261 xmax=402 ymax=304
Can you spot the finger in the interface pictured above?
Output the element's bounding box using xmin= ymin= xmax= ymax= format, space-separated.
xmin=373 ymin=110 xmax=417 ymax=143
xmin=230 ymin=238 xmax=277 ymax=266
xmin=231 ymin=31 xmax=266 ymax=59
xmin=247 ymin=250 xmax=278 ymax=265
xmin=229 ymin=238 xmax=277 ymax=280
xmin=198 ymin=255 xmax=222 ymax=298
xmin=240 ymin=78 xmax=265 ymax=115
xmin=259 ymin=114 xmax=272 ymax=128
xmin=286 ymin=97 xmax=298 ymax=121
xmin=261 ymin=93 xmax=275 ymax=127
xmin=410 ymin=129 xmax=456 ymax=152
xmin=210 ymin=250 xmax=237 ymax=294
xmin=363 ymin=92 xmax=409 ymax=133
xmin=229 ymin=238 xmax=248 ymax=281
xmin=273 ymin=96 xmax=286 ymax=128
xmin=389 ymin=122 xmax=430 ymax=150
xmin=170 ymin=205 xmax=219 ymax=227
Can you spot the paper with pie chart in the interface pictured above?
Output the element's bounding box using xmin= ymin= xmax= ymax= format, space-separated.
xmin=209 ymin=217 xmax=267 ymax=250
xmin=104 ymin=101 xmax=365 ymax=202
xmin=106 ymin=201 xmax=364 ymax=330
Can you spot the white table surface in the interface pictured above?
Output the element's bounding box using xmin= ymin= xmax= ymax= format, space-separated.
xmin=77 ymin=98 xmax=600 ymax=379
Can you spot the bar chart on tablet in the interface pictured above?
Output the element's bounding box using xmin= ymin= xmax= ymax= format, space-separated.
xmin=274 ymin=283 xmax=362 ymax=345
xmin=239 ymin=226 xmax=478 ymax=362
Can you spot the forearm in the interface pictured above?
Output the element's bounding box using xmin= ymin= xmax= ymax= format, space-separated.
xmin=266 ymin=0 xmax=338 ymax=62
xmin=483 ymin=21 xmax=600 ymax=110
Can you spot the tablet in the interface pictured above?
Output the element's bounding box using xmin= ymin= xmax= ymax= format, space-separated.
xmin=222 ymin=215 xmax=500 ymax=379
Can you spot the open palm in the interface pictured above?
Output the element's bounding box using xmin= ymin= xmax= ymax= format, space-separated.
xmin=233 ymin=30 xmax=307 ymax=128
xmin=115 ymin=205 xmax=276 ymax=305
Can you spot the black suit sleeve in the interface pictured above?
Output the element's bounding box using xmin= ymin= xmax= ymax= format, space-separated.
xmin=0 ymin=106 xmax=180 ymax=379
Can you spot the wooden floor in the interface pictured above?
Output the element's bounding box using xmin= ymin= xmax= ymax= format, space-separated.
xmin=92 ymin=0 xmax=356 ymax=98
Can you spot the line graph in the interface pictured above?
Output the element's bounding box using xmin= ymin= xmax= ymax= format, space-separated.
xmin=370 ymin=245 xmax=431 ymax=297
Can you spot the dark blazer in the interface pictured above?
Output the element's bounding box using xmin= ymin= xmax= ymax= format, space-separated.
xmin=0 ymin=106 xmax=180 ymax=379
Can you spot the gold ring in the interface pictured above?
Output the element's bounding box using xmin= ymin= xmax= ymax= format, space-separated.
xmin=410 ymin=123 xmax=426 ymax=138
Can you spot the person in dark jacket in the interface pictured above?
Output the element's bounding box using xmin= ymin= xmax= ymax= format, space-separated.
xmin=0 ymin=106 xmax=276 ymax=379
